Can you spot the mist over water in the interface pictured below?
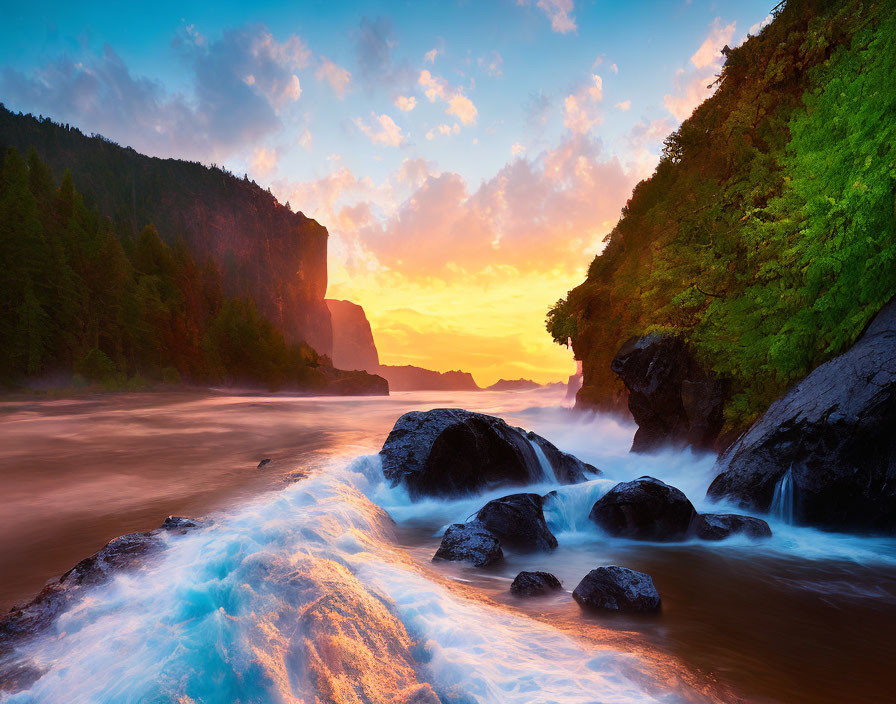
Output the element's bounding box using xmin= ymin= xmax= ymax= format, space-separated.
xmin=2 ymin=388 xmax=895 ymax=703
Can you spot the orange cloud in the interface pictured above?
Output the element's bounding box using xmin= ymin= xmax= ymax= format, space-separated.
xmin=276 ymin=133 xmax=639 ymax=384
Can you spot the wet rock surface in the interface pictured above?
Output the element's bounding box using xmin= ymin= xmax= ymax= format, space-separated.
xmin=573 ymin=566 xmax=661 ymax=614
xmin=588 ymin=477 xmax=698 ymax=542
xmin=475 ymin=493 xmax=558 ymax=553
xmin=432 ymin=523 xmax=503 ymax=567
xmin=695 ymin=514 xmax=772 ymax=541
xmin=611 ymin=334 xmax=727 ymax=452
xmin=0 ymin=516 xmax=205 ymax=691
xmin=509 ymin=571 xmax=563 ymax=597
xmin=380 ymin=409 xmax=593 ymax=498
xmin=707 ymin=298 xmax=896 ymax=532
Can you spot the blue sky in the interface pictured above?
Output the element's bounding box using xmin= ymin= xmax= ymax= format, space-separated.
xmin=1 ymin=0 xmax=776 ymax=383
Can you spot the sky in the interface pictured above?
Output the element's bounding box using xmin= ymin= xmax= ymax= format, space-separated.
xmin=0 ymin=0 xmax=775 ymax=385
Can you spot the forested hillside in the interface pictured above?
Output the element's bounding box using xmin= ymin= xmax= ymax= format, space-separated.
xmin=0 ymin=147 xmax=377 ymax=393
xmin=548 ymin=0 xmax=896 ymax=428
xmin=0 ymin=107 xmax=332 ymax=356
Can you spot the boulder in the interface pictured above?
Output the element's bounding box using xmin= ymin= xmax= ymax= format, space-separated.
xmin=257 ymin=458 xmax=272 ymax=468
xmin=588 ymin=476 xmax=698 ymax=541
xmin=380 ymin=409 xmax=595 ymax=498
xmin=0 ymin=516 xmax=203 ymax=645
xmin=432 ymin=523 xmax=503 ymax=567
xmin=611 ymin=334 xmax=727 ymax=452
xmin=475 ymin=493 xmax=558 ymax=552
xmin=510 ymin=571 xmax=563 ymax=597
xmin=572 ymin=566 xmax=661 ymax=614
xmin=707 ymin=299 xmax=896 ymax=533
xmin=694 ymin=514 xmax=772 ymax=541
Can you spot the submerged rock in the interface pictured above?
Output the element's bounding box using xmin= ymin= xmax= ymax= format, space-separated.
xmin=257 ymin=458 xmax=273 ymax=468
xmin=380 ymin=409 xmax=595 ymax=498
xmin=611 ymin=334 xmax=727 ymax=452
xmin=588 ymin=476 xmax=698 ymax=542
xmin=432 ymin=523 xmax=503 ymax=567
xmin=707 ymin=298 xmax=896 ymax=533
xmin=475 ymin=493 xmax=558 ymax=552
xmin=572 ymin=566 xmax=661 ymax=614
xmin=695 ymin=513 xmax=772 ymax=541
xmin=510 ymin=571 xmax=563 ymax=596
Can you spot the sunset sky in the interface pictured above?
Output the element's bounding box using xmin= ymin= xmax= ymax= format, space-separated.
xmin=1 ymin=0 xmax=774 ymax=385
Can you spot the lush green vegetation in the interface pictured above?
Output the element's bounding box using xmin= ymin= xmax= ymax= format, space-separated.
xmin=549 ymin=0 xmax=896 ymax=426
xmin=0 ymin=147 xmax=327 ymax=391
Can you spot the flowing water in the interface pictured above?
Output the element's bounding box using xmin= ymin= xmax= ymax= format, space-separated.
xmin=1 ymin=389 xmax=894 ymax=703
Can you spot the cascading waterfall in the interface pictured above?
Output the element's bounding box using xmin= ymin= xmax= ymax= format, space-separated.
xmin=527 ymin=437 xmax=554 ymax=482
xmin=770 ymin=467 xmax=795 ymax=524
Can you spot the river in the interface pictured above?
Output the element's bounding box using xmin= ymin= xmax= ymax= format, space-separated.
xmin=0 ymin=389 xmax=894 ymax=703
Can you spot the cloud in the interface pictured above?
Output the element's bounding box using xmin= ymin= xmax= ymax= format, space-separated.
xmin=447 ymin=94 xmax=477 ymax=124
xmin=690 ymin=18 xmax=736 ymax=69
xmin=418 ymin=69 xmax=478 ymax=125
xmin=353 ymin=112 xmax=406 ymax=147
xmin=425 ymin=123 xmax=460 ymax=140
xmin=534 ymin=0 xmax=577 ymax=34
xmin=749 ymin=15 xmax=773 ymax=35
xmin=0 ymin=25 xmax=309 ymax=163
xmin=354 ymin=16 xmax=412 ymax=88
xmin=615 ymin=100 xmax=631 ymax=111
xmin=315 ymin=56 xmax=351 ymax=98
xmin=424 ymin=48 xmax=440 ymax=64
xmin=397 ymin=157 xmax=436 ymax=187
xmin=511 ymin=142 xmax=526 ymax=156
xmin=610 ymin=63 xmax=618 ymax=74
xmin=250 ymin=146 xmax=278 ymax=175
xmin=563 ymin=73 xmax=603 ymax=134
xmin=394 ymin=95 xmax=416 ymax=111
xmin=478 ymin=51 xmax=504 ymax=78
xmin=664 ymin=18 xmax=736 ymax=121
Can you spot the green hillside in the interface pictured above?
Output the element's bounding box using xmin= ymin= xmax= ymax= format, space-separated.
xmin=548 ymin=0 xmax=896 ymax=428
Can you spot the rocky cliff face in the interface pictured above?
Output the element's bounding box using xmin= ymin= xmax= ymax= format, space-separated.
xmin=326 ymin=299 xmax=380 ymax=372
xmin=377 ymin=365 xmax=480 ymax=391
xmin=0 ymin=107 xmax=332 ymax=355
xmin=707 ymin=299 xmax=896 ymax=533
xmin=611 ymin=335 xmax=727 ymax=452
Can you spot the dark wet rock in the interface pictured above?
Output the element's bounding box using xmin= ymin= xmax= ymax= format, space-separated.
xmin=257 ymin=458 xmax=273 ymax=468
xmin=588 ymin=476 xmax=698 ymax=542
xmin=283 ymin=470 xmax=309 ymax=484
xmin=432 ymin=523 xmax=503 ymax=567
xmin=611 ymin=334 xmax=727 ymax=452
xmin=510 ymin=571 xmax=563 ymax=596
xmin=161 ymin=515 xmax=203 ymax=532
xmin=573 ymin=566 xmax=661 ymax=613
xmin=475 ymin=493 xmax=558 ymax=552
xmin=707 ymin=299 xmax=896 ymax=533
xmin=380 ymin=409 xmax=596 ymax=498
xmin=695 ymin=513 xmax=772 ymax=541
xmin=0 ymin=515 xmax=203 ymax=660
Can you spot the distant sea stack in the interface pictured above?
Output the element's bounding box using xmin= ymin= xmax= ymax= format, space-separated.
xmin=378 ymin=365 xmax=480 ymax=392
xmin=0 ymin=107 xmax=332 ymax=356
xmin=487 ymin=379 xmax=541 ymax=391
xmin=326 ymin=299 xmax=380 ymax=372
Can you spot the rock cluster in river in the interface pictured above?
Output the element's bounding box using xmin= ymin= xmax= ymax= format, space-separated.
xmin=432 ymin=523 xmax=504 ymax=567
xmin=380 ymin=408 xmax=597 ymax=498
xmin=588 ymin=476 xmax=771 ymax=543
xmin=707 ymin=298 xmax=896 ymax=533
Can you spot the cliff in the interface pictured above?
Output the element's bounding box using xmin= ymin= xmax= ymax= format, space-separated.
xmin=325 ymin=299 xmax=380 ymax=372
xmin=377 ymin=365 xmax=481 ymax=392
xmin=547 ymin=0 xmax=896 ymax=429
xmin=0 ymin=106 xmax=332 ymax=356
